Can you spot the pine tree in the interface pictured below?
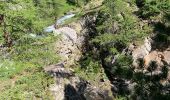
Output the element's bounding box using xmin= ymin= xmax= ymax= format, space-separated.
xmin=0 ymin=0 xmax=60 ymax=48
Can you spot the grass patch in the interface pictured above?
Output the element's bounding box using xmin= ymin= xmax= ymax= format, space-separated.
xmin=0 ymin=34 xmax=58 ymax=99
xmin=0 ymin=71 xmax=54 ymax=99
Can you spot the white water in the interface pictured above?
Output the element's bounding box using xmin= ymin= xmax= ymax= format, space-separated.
xmin=44 ymin=14 xmax=75 ymax=33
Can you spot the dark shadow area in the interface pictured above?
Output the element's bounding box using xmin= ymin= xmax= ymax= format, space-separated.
xmin=66 ymin=0 xmax=90 ymax=7
xmin=164 ymin=13 xmax=170 ymax=22
xmin=135 ymin=0 xmax=145 ymax=8
xmin=134 ymin=0 xmax=161 ymax=20
xmin=64 ymin=83 xmax=86 ymax=100
xmin=151 ymin=22 xmax=170 ymax=51
xmin=66 ymin=0 xmax=77 ymax=6
xmin=101 ymin=60 xmax=132 ymax=97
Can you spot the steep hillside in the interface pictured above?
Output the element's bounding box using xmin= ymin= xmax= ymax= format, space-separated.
xmin=0 ymin=0 xmax=170 ymax=100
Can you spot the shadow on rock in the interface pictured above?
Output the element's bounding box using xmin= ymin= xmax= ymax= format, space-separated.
xmin=64 ymin=84 xmax=86 ymax=100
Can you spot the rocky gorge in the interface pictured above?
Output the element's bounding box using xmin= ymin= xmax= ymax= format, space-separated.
xmin=40 ymin=0 xmax=170 ymax=99
xmin=1 ymin=0 xmax=170 ymax=99
xmin=44 ymin=15 xmax=114 ymax=100
xmin=44 ymin=12 xmax=170 ymax=100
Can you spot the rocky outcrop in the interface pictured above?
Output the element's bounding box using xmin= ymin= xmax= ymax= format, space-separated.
xmin=130 ymin=36 xmax=170 ymax=95
xmin=44 ymin=16 xmax=114 ymax=100
xmin=132 ymin=37 xmax=152 ymax=68
xmin=44 ymin=63 xmax=113 ymax=100
xmin=54 ymin=27 xmax=77 ymax=43
xmin=131 ymin=37 xmax=170 ymax=69
xmin=53 ymin=14 xmax=100 ymax=67
xmin=54 ymin=20 xmax=85 ymax=67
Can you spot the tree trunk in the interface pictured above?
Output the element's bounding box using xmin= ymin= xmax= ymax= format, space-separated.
xmin=0 ymin=14 xmax=4 ymax=25
xmin=2 ymin=16 xmax=12 ymax=48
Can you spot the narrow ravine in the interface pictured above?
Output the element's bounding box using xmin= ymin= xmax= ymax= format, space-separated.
xmin=43 ymin=13 xmax=114 ymax=100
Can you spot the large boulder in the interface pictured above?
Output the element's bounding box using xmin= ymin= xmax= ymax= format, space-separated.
xmin=132 ymin=37 xmax=152 ymax=68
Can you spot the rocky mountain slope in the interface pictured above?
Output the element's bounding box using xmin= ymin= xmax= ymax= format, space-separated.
xmin=44 ymin=16 xmax=114 ymax=100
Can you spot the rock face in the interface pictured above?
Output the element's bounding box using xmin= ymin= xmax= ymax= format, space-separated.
xmin=54 ymin=27 xmax=78 ymax=43
xmin=84 ymin=86 xmax=113 ymax=100
xmin=44 ymin=63 xmax=113 ymax=100
xmin=44 ymin=17 xmax=114 ymax=100
xmin=132 ymin=37 xmax=152 ymax=68
xmin=44 ymin=63 xmax=73 ymax=78
xmin=54 ymin=26 xmax=83 ymax=67
xmin=132 ymin=37 xmax=170 ymax=69
xmin=130 ymin=36 xmax=170 ymax=95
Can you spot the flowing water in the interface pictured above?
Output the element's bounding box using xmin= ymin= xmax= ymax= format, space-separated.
xmin=44 ymin=13 xmax=75 ymax=33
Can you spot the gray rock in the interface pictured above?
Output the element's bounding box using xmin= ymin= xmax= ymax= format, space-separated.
xmin=54 ymin=27 xmax=77 ymax=43
xmin=44 ymin=63 xmax=74 ymax=78
xmin=84 ymin=87 xmax=113 ymax=100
